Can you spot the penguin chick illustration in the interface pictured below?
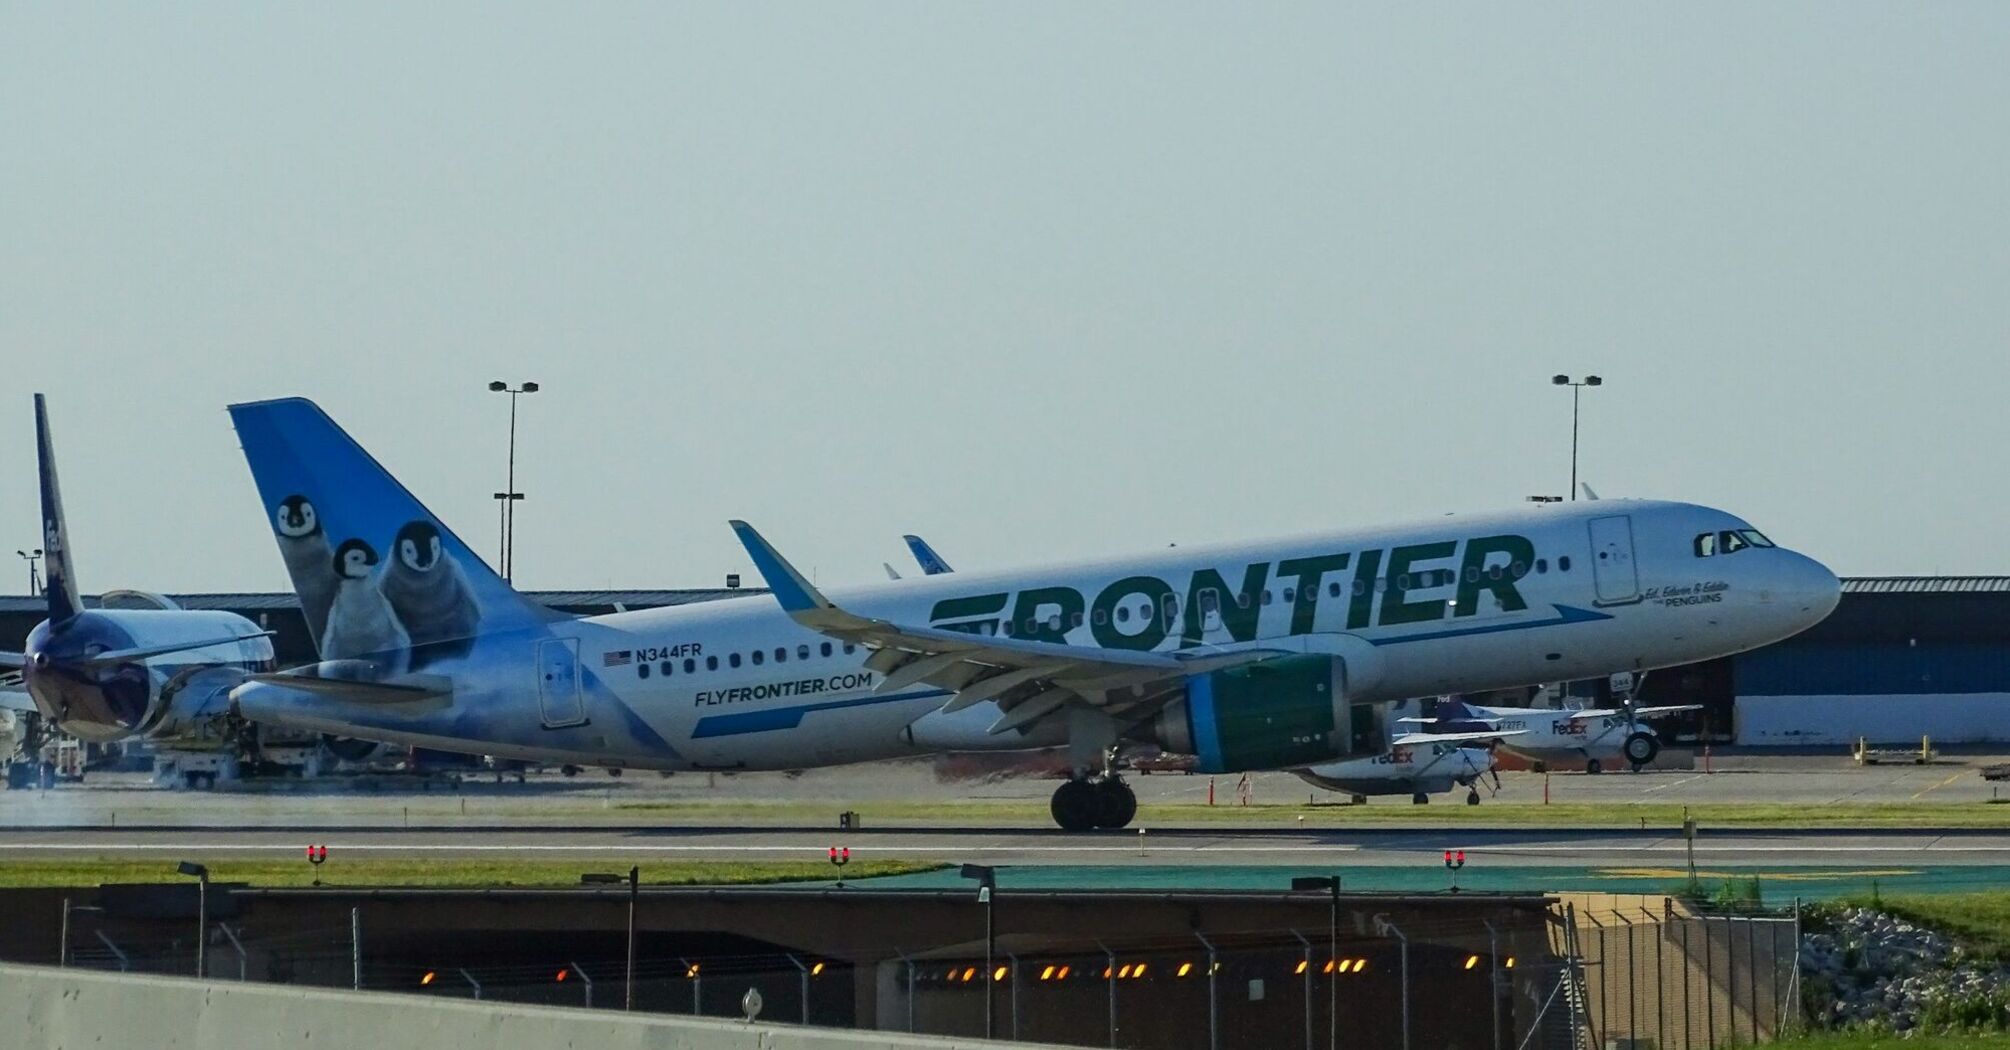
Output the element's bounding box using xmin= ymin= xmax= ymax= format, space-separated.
xmin=321 ymin=538 xmax=410 ymax=675
xmin=380 ymin=519 xmax=481 ymax=667
xmin=274 ymin=495 xmax=338 ymax=648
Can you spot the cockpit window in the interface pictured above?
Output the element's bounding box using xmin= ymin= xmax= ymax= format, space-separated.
xmin=1693 ymin=533 xmax=1717 ymax=558
xmin=1741 ymin=530 xmax=1775 ymax=548
xmin=1719 ymin=530 xmax=1749 ymax=554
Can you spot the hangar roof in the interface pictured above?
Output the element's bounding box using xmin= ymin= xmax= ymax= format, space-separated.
xmin=1842 ymin=576 xmax=2010 ymax=595
xmin=0 ymin=589 xmax=764 ymax=614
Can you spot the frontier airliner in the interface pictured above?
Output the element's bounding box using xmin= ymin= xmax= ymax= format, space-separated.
xmin=227 ymin=398 xmax=1840 ymax=829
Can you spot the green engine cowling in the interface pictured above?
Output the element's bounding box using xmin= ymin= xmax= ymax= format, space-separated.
xmin=1151 ymin=654 xmax=1350 ymax=773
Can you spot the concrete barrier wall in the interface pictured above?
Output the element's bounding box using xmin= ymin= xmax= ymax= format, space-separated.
xmin=1736 ymin=693 xmax=2010 ymax=745
xmin=1 ymin=962 xmax=1042 ymax=1050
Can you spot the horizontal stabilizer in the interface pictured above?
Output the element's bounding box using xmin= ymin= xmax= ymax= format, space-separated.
xmin=246 ymin=667 xmax=452 ymax=705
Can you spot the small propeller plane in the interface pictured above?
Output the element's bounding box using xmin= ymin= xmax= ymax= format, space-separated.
xmin=1399 ymin=691 xmax=1702 ymax=774
xmin=1294 ymin=727 xmax=1522 ymax=805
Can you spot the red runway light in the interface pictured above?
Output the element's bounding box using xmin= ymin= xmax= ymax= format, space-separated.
xmin=555 ymin=969 xmax=568 ymax=982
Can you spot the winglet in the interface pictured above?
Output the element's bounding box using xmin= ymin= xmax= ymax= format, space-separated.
xmin=902 ymin=534 xmax=955 ymax=575
xmin=33 ymin=395 xmax=84 ymax=625
xmin=729 ymin=521 xmax=833 ymax=614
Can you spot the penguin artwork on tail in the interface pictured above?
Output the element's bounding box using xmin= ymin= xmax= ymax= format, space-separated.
xmin=380 ymin=519 xmax=481 ymax=668
xmin=274 ymin=495 xmax=338 ymax=646
xmin=321 ymin=538 xmax=410 ymax=675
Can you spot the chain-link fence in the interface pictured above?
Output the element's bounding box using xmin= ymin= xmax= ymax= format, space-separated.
xmin=1551 ymin=901 xmax=1800 ymax=1050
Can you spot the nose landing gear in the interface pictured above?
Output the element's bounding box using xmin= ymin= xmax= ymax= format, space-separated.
xmin=1050 ymin=776 xmax=1137 ymax=831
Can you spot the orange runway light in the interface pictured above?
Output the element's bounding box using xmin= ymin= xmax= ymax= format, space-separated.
xmin=1056 ymin=966 xmax=1071 ymax=980
xmin=419 ymin=971 xmax=435 ymax=986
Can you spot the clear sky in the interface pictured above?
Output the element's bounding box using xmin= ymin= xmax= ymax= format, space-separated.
xmin=3 ymin=4 xmax=2006 ymax=594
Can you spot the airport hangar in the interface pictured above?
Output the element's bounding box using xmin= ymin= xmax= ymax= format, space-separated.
xmin=3 ymin=575 xmax=2006 ymax=748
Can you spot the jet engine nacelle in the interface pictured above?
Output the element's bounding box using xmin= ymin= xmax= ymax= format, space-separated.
xmin=1150 ymin=654 xmax=1353 ymax=774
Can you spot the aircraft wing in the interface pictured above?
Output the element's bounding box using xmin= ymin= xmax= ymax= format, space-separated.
xmin=0 ymin=671 xmax=35 ymax=712
xmin=1390 ymin=729 xmax=1525 ymax=748
xmin=1560 ymin=704 xmax=1703 ymax=722
xmin=732 ymin=521 xmax=1274 ymax=734
xmin=1395 ymin=714 xmax=1504 ymax=727
xmin=0 ymin=652 xmax=23 ymax=672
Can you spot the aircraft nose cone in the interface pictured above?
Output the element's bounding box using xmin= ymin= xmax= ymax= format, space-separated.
xmin=1784 ymin=551 xmax=1842 ymax=626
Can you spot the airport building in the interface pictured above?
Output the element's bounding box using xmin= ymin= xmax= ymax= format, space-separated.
xmin=6 ymin=575 xmax=2008 ymax=750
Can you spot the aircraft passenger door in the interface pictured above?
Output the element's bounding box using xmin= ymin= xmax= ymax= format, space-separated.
xmin=1197 ymin=589 xmax=1223 ymax=635
xmin=536 ymin=638 xmax=587 ymax=728
xmin=1587 ymin=515 xmax=1642 ymax=606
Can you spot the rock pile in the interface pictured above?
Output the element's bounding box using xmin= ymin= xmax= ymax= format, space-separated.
xmin=1801 ymin=907 xmax=2009 ymax=1032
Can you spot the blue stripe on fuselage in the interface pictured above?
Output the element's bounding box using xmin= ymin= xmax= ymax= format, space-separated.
xmin=692 ymin=688 xmax=950 ymax=739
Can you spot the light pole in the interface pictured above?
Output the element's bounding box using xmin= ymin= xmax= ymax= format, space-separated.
xmin=176 ymin=861 xmax=209 ymax=978
xmin=1550 ymin=374 xmax=1602 ymax=500
xmin=16 ymin=549 xmax=42 ymax=596
xmin=1292 ymin=876 xmax=1340 ymax=1050
xmin=582 ymin=867 xmax=640 ymax=1010
xmin=961 ymin=864 xmax=997 ymax=1039
xmin=487 ymin=381 xmax=539 ymax=581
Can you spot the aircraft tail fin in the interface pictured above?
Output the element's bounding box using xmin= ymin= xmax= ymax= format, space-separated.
xmin=228 ymin=398 xmax=556 ymax=664
xmin=33 ymin=395 xmax=84 ymax=625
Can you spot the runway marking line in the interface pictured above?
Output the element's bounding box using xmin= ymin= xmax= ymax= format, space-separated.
xmin=1911 ymin=772 xmax=1965 ymax=800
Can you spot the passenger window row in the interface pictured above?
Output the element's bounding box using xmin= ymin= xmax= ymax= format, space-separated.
xmin=637 ymin=641 xmax=858 ymax=679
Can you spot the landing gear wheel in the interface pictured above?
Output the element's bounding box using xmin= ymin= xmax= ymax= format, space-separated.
xmin=1622 ymin=731 xmax=1660 ymax=768
xmin=1585 ymin=759 xmax=1604 ymax=775
xmin=1091 ymin=779 xmax=1138 ymax=829
xmin=1466 ymin=788 xmax=1481 ymax=806
xmin=1051 ymin=779 xmax=1100 ymax=832
xmin=1411 ymin=791 xmax=1430 ymax=805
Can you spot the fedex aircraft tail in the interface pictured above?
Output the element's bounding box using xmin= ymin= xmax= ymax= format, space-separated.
xmin=33 ymin=394 xmax=85 ymax=625
xmin=228 ymin=398 xmax=555 ymax=669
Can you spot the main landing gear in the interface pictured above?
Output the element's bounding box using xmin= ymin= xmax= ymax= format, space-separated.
xmin=1051 ymin=776 xmax=1137 ymax=832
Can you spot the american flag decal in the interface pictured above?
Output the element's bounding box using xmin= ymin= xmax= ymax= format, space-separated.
xmin=603 ymin=650 xmax=632 ymax=667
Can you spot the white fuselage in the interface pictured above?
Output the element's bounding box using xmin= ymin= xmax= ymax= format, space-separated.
xmin=235 ymin=499 xmax=1840 ymax=772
